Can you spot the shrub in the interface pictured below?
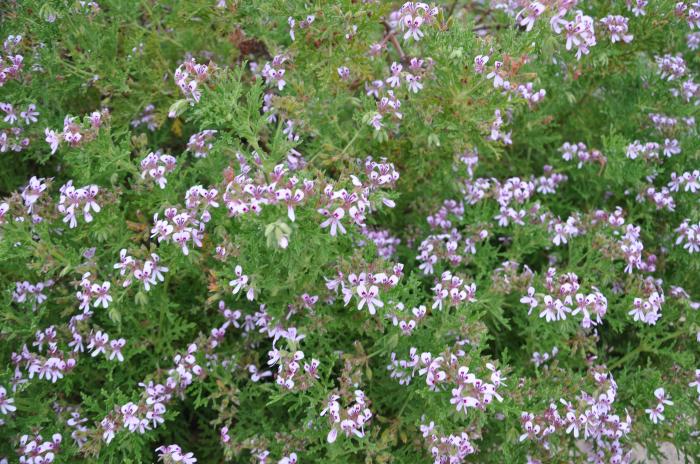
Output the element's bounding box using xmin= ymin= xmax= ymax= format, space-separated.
xmin=1 ymin=1 xmax=699 ymax=463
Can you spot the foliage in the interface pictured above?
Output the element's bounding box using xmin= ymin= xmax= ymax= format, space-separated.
xmin=1 ymin=1 xmax=699 ymax=463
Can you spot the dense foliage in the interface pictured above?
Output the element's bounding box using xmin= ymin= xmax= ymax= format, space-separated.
xmin=1 ymin=1 xmax=699 ymax=463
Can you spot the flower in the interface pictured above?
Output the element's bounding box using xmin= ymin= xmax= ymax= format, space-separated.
xmin=600 ymin=15 xmax=633 ymax=43
xmin=356 ymin=284 xmax=383 ymax=315
xmin=91 ymin=281 xmax=112 ymax=308
xmin=229 ymin=265 xmax=254 ymax=300
xmin=654 ymin=387 xmax=673 ymax=406
xmin=319 ymin=207 xmax=346 ymax=236
xmin=45 ymin=128 xmax=60 ymax=153
xmin=0 ymin=386 xmax=16 ymax=415
xmin=109 ymin=338 xmax=126 ymax=362
xmin=645 ymin=404 xmax=664 ymax=424
xmin=156 ymin=444 xmax=197 ymax=464
xmin=520 ymin=287 xmax=538 ymax=313
xmin=473 ymin=54 xmax=489 ymax=74
xmin=337 ymin=66 xmax=350 ymax=81
xmin=278 ymin=453 xmax=298 ymax=464
xmin=518 ymin=2 xmax=545 ymax=32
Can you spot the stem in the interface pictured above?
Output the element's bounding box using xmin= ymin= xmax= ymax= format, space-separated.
xmin=446 ymin=0 xmax=460 ymax=20
xmin=398 ymin=390 xmax=414 ymax=417
xmin=608 ymin=343 xmax=647 ymax=370
xmin=608 ymin=329 xmax=686 ymax=370
xmin=388 ymin=34 xmax=406 ymax=61
xmin=340 ymin=127 xmax=362 ymax=156
xmin=381 ymin=21 xmax=406 ymax=61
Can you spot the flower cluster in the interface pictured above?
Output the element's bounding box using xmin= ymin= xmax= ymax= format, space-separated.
xmin=431 ymin=271 xmax=477 ymax=310
xmin=627 ymin=277 xmax=665 ymax=325
xmin=184 ymin=184 xmax=220 ymax=222
xmin=382 ymin=58 xmax=433 ymax=94
xmin=140 ymin=151 xmax=177 ymax=189
xmin=86 ymin=331 xmax=125 ymax=362
xmin=551 ymin=9 xmax=597 ymax=60
xmin=156 ymin=444 xmax=197 ymax=464
xmin=57 ymin=181 xmax=100 ymax=228
xmin=669 ymin=170 xmax=700 ymax=193
xmin=113 ymin=250 xmax=168 ymax=291
xmin=130 ymin=104 xmax=157 ymax=132
xmin=219 ymin=154 xmax=397 ymax=239
xmin=320 ymin=390 xmax=373 ymax=443
xmin=151 ymin=207 xmax=205 ymax=256
xmin=11 ymin=279 xmax=54 ymax=311
xmin=674 ymin=219 xmax=700 ymax=253
xmin=173 ymin=58 xmax=214 ymax=104
xmin=76 ymin=272 xmax=112 ymax=310
xmin=0 ymin=102 xmax=38 ymax=153
xmin=521 ymin=367 xmax=632 ymax=462
xmin=626 ymin=139 xmax=681 ymax=161
xmin=656 ymin=54 xmax=687 ymax=81
xmin=288 ymin=14 xmax=315 ymax=41
xmin=0 ymin=34 xmax=23 ymax=87
xmin=358 ymin=227 xmax=401 ymax=259
xmin=267 ymin=345 xmax=319 ymax=391
xmin=12 ymin=326 xmax=77 ymax=384
xmin=520 ymin=368 xmax=632 ymax=462
xmin=645 ymin=387 xmax=673 ymax=424
xmin=186 ymin=129 xmax=217 ymax=158
xmin=16 ymin=433 xmax=62 ymax=464
xmin=520 ymin=268 xmax=608 ymax=327
xmin=325 ymin=264 xmax=403 ymax=315
xmin=390 ymin=2 xmax=439 ymax=42
xmin=419 ymin=419 xmax=476 ymax=463
xmin=388 ymin=346 xmax=505 ymax=415
xmin=675 ymin=2 xmax=700 ymax=28
xmin=559 ymin=141 xmax=607 ymax=168
xmin=417 ymin=218 xmax=490 ymax=274
xmin=44 ymin=109 xmax=109 ymax=154
xmin=261 ymin=54 xmax=289 ymax=91
xmin=600 ymin=15 xmax=633 ymax=43
xmin=106 ymin=343 xmax=204 ymax=442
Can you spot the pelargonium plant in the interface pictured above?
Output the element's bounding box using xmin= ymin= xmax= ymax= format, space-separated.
xmin=1 ymin=0 xmax=699 ymax=463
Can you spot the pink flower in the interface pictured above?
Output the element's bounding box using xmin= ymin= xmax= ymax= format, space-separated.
xmin=91 ymin=281 xmax=112 ymax=308
xmin=156 ymin=444 xmax=197 ymax=464
xmin=109 ymin=338 xmax=126 ymax=362
xmin=520 ymin=287 xmax=538 ymax=314
xmin=356 ymin=284 xmax=383 ymax=315
xmin=337 ymin=66 xmax=350 ymax=81
xmin=319 ymin=207 xmax=346 ymax=236
xmin=279 ymin=452 xmax=298 ymax=464
xmin=645 ymin=404 xmax=664 ymax=424
xmin=654 ymin=387 xmax=673 ymax=406
xmin=88 ymin=331 xmax=109 ymax=357
xmin=45 ymin=128 xmax=60 ymax=154
xmin=0 ymin=386 xmax=16 ymax=415
xmin=473 ymin=55 xmax=489 ymax=74
xmin=229 ymin=265 xmax=250 ymax=297
xmin=518 ymin=2 xmax=545 ymax=32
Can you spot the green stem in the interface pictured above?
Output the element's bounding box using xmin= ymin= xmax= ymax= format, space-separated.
xmin=608 ymin=329 xmax=686 ymax=370
xmin=339 ymin=127 xmax=362 ymax=156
